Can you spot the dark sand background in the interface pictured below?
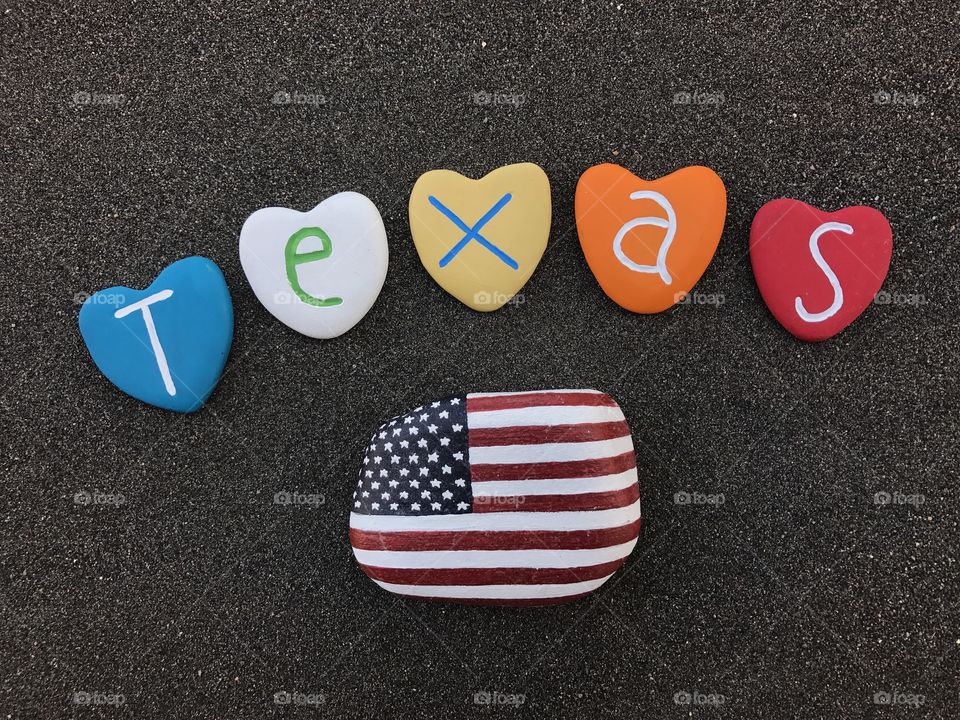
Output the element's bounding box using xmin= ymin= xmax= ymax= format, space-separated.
xmin=2 ymin=2 xmax=958 ymax=718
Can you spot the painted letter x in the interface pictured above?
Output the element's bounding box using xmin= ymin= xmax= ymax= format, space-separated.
xmin=428 ymin=193 xmax=519 ymax=270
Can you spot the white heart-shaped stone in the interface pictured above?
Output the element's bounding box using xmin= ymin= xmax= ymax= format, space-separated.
xmin=239 ymin=192 xmax=388 ymax=338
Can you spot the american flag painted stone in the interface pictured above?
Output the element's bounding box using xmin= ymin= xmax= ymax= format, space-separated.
xmin=350 ymin=390 xmax=642 ymax=606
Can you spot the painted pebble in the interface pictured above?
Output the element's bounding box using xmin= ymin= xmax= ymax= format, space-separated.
xmin=750 ymin=199 xmax=893 ymax=342
xmin=239 ymin=191 xmax=388 ymax=338
xmin=409 ymin=163 xmax=551 ymax=311
xmin=349 ymin=389 xmax=641 ymax=606
xmin=78 ymin=256 xmax=233 ymax=413
xmin=576 ymin=163 xmax=726 ymax=313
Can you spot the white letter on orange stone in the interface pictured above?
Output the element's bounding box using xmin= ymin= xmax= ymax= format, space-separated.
xmin=613 ymin=190 xmax=677 ymax=285
xmin=795 ymin=222 xmax=852 ymax=323
xmin=114 ymin=289 xmax=176 ymax=396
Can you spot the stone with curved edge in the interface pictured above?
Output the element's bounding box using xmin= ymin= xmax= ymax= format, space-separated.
xmin=750 ymin=199 xmax=893 ymax=342
xmin=349 ymin=389 xmax=641 ymax=606
xmin=408 ymin=163 xmax=551 ymax=311
xmin=239 ymin=191 xmax=388 ymax=338
xmin=576 ymin=163 xmax=726 ymax=313
xmin=78 ymin=256 xmax=233 ymax=413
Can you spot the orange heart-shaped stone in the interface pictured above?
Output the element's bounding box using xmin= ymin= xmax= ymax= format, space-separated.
xmin=575 ymin=164 xmax=727 ymax=313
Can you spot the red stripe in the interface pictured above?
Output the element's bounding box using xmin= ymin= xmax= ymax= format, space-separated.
xmin=471 ymin=450 xmax=636 ymax=482
xmin=349 ymin=519 xmax=642 ymax=551
xmin=359 ymin=559 xmax=625 ymax=586
xmin=473 ymin=484 xmax=640 ymax=513
xmin=469 ymin=420 xmax=630 ymax=447
xmin=390 ymin=592 xmax=594 ymax=606
xmin=467 ymin=392 xmax=617 ymax=412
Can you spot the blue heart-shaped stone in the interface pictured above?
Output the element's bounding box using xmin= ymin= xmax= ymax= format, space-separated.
xmin=79 ymin=256 xmax=234 ymax=413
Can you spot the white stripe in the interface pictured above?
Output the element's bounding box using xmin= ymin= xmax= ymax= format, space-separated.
xmin=354 ymin=538 xmax=637 ymax=569
xmin=467 ymin=389 xmax=603 ymax=398
xmin=473 ymin=468 xmax=638 ymax=497
xmin=468 ymin=404 xmax=625 ymax=428
xmin=373 ymin=574 xmax=615 ymax=599
xmin=470 ymin=435 xmax=634 ymax=464
xmin=349 ymin=498 xmax=642 ymax=533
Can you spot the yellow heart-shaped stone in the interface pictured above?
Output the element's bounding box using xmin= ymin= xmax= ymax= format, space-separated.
xmin=408 ymin=163 xmax=551 ymax=311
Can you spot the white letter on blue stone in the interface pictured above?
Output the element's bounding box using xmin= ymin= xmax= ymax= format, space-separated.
xmin=114 ymin=289 xmax=176 ymax=396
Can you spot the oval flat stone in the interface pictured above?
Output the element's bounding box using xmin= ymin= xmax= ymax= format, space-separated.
xmin=408 ymin=163 xmax=551 ymax=311
xmin=78 ymin=256 xmax=233 ymax=413
xmin=750 ymin=199 xmax=893 ymax=342
xmin=576 ymin=163 xmax=726 ymax=313
xmin=349 ymin=390 xmax=641 ymax=606
xmin=239 ymin=191 xmax=388 ymax=338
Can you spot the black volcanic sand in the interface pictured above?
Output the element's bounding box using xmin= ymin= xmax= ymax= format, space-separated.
xmin=2 ymin=2 xmax=958 ymax=718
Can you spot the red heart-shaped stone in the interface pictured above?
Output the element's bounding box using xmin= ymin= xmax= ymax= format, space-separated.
xmin=750 ymin=199 xmax=893 ymax=342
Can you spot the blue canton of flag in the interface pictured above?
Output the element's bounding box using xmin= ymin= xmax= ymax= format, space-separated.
xmin=354 ymin=396 xmax=472 ymax=515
